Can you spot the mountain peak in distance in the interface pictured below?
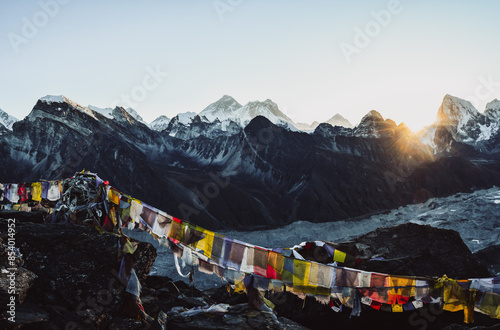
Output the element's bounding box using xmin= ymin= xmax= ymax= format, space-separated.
xmin=199 ymin=95 xmax=242 ymax=122
xmin=325 ymin=113 xmax=353 ymax=128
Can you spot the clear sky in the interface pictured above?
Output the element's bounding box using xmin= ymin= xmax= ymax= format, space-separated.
xmin=1 ymin=0 xmax=499 ymax=131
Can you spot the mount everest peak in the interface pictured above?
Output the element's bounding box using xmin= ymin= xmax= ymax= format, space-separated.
xmin=199 ymin=95 xmax=242 ymax=122
xmin=325 ymin=113 xmax=353 ymax=129
xmin=198 ymin=95 xmax=297 ymax=131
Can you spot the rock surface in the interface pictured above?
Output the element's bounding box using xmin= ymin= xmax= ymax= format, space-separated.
xmin=0 ymin=212 xmax=156 ymax=329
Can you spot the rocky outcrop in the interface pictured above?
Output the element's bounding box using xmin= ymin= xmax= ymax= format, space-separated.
xmin=271 ymin=223 xmax=499 ymax=329
xmin=329 ymin=223 xmax=491 ymax=278
xmin=0 ymin=212 xmax=156 ymax=329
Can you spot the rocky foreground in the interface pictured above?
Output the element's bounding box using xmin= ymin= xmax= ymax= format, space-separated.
xmin=0 ymin=211 xmax=499 ymax=329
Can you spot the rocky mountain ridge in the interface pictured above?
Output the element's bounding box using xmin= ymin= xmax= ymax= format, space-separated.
xmin=0 ymin=94 xmax=499 ymax=230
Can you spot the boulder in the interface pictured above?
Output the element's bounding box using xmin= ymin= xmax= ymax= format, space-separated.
xmin=330 ymin=223 xmax=491 ymax=278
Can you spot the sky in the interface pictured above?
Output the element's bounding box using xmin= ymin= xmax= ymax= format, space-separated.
xmin=1 ymin=0 xmax=499 ymax=131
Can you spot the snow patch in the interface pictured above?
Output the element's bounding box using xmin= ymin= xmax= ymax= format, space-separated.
xmin=485 ymin=99 xmax=500 ymax=119
xmin=176 ymin=112 xmax=197 ymax=125
xmin=39 ymin=95 xmax=98 ymax=120
xmin=0 ymin=108 xmax=19 ymax=130
xmin=88 ymin=105 xmax=114 ymax=119
xmin=39 ymin=95 xmax=65 ymax=104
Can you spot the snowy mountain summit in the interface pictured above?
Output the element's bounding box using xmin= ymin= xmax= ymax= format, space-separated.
xmin=418 ymin=94 xmax=500 ymax=151
xmin=199 ymin=95 xmax=297 ymax=131
xmin=485 ymin=99 xmax=500 ymax=120
xmin=33 ymin=95 xmax=147 ymax=127
xmin=36 ymin=95 xmax=98 ymax=119
xmin=198 ymin=95 xmax=242 ymax=122
xmin=325 ymin=113 xmax=353 ymax=129
xmin=149 ymin=115 xmax=171 ymax=132
xmin=435 ymin=94 xmax=493 ymax=142
xmin=0 ymin=108 xmax=18 ymax=131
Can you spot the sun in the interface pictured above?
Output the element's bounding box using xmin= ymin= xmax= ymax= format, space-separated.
xmin=403 ymin=118 xmax=433 ymax=133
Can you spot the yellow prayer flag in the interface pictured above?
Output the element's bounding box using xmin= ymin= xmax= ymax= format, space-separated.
xmin=333 ymin=249 xmax=347 ymax=263
xmin=31 ymin=182 xmax=42 ymax=202
xmin=196 ymin=228 xmax=214 ymax=259
xmin=388 ymin=276 xmax=416 ymax=298
xmin=392 ymin=304 xmax=403 ymax=312
xmin=108 ymin=188 xmax=121 ymax=205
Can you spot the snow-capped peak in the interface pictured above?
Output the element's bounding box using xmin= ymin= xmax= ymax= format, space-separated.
xmin=234 ymin=99 xmax=297 ymax=130
xmin=173 ymin=112 xmax=197 ymax=125
xmin=87 ymin=105 xmax=147 ymax=125
xmin=435 ymin=94 xmax=497 ymax=142
xmin=325 ymin=113 xmax=353 ymax=128
xmin=418 ymin=94 xmax=500 ymax=149
xmin=0 ymin=108 xmax=19 ymax=130
xmin=198 ymin=96 xmax=297 ymax=130
xmin=246 ymin=99 xmax=294 ymax=123
xmin=39 ymin=95 xmax=66 ymax=104
xmin=38 ymin=95 xmax=97 ymax=119
xmin=40 ymin=95 xmax=86 ymax=111
xmin=199 ymin=95 xmax=242 ymax=122
xmin=150 ymin=115 xmax=171 ymax=131
xmin=484 ymin=99 xmax=500 ymax=120
xmin=436 ymin=94 xmax=480 ymax=126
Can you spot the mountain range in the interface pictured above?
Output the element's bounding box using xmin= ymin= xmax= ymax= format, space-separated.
xmin=1 ymin=94 xmax=499 ymax=230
